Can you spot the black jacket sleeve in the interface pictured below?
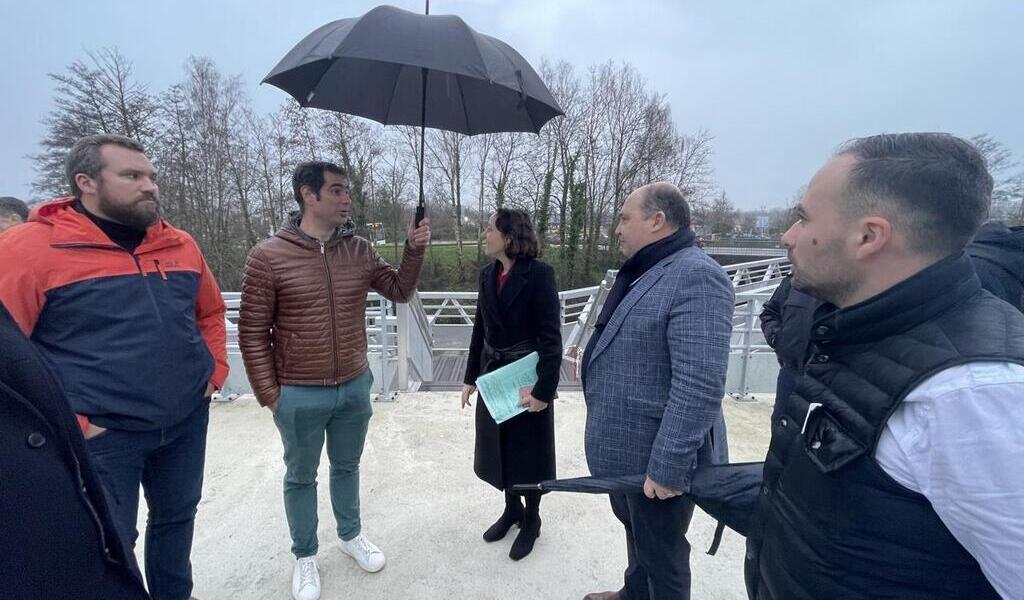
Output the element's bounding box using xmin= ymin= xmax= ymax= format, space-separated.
xmin=530 ymin=262 xmax=563 ymax=402
xmin=463 ymin=274 xmax=486 ymax=386
xmin=760 ymin=276 xmax=791 ymax=349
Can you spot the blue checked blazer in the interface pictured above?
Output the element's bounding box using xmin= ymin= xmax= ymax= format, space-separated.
xmin=584 ymin=246 xmax=734 ymax=491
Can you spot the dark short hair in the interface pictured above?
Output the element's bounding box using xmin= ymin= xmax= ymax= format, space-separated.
xmin=66 ymin=134 xmax=146 ymax=198
xmin=640 ymin=182 xmax=691 ymax=229
xmin=0 ymin=196 xmax=29 ymax=220
xmin=494 ymin=208 xmax=540 ymax=259
xmin=837 ymin=133 xmax=993 ymax=258
xmin=292 ymin=161 xmax=347 ymax=212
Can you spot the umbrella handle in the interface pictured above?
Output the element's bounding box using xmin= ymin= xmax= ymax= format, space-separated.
xmin=510 ymin=483 xmax=543 ymax=492
xmin=415 ymin=204 xmax=425 ymax=226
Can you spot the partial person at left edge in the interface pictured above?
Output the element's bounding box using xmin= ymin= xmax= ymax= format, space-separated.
xmin=0 ymin=302 xmax=150 ymax=599
xmin=0 ymin=195 xmax=29 ymax=232
xmin=0 ymin=134 xmax=228 ymax=600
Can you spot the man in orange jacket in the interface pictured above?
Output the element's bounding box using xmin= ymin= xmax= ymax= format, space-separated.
xmin=0 ymin=134 xmax=227 ymax=600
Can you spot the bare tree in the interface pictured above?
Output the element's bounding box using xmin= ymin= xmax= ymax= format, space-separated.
xmin=540 ymin=60 xmax=584 ymax=268
xmin=32 ymin=48 xmax=157 ymax=198
xmin=153 ymin=57 xmax=250 ymax=287
xmin=972 ymin=133 xmax=1024 ymax=224
xmin=427 ymin=130 xmax=470 ymax=281
xmin=673 ymin=129 xmax=715 ymax=203
xmin=31 ymin=50 xmax=728 ymax=290
xmin=317 ymin=112 xmax=385 ymax=235
xmin=248 ymin=108 xmax=294 ymax=232
xmin=706 ymin=191 xmax=738 ymax=235
xmin=377 ymin=142 xmax=413 ymax=255
xmin=473 ymin=134 xmax=493 ymax=262
xmin=488 ymin=132 xmax=522 ymax=209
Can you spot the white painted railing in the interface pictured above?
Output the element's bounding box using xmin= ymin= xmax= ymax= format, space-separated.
xmin=729 ymin=291 xmax=779 ymax=396
xmin=728 ymin=257 xmax=792 ymax=293
xmin=220 ymin=255 xmax=790 ymax=396
xmin=221 ymin=292 xmax=416 ymax=400
xmin=706 ymin=247 xmax=787 ymax=257
xmin=417 ymin=286 xmax=602 ymax=329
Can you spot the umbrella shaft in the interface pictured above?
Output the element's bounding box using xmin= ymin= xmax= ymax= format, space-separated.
xmin=417 ymin=66 xmax=428 ymax=213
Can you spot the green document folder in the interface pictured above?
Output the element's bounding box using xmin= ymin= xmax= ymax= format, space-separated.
xmin=476 ymin=351 xmax=539 ymax=424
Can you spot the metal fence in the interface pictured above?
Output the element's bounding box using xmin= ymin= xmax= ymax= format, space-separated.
xmin=221 ymin=255 xmax=789 ymax=397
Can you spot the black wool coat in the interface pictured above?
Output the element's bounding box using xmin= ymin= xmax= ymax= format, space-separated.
xmin=758 ymin=276 xmax=821 ymax=371
xmin=0 ymin=304 xmax=149 ymax=600
xmin=464 ymin=257 xmax=562 ymax=490
xmin=967 ymin=222 xmax=1024 ymax=313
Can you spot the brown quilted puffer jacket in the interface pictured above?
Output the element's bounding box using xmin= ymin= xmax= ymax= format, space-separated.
xmin=238 ymin=221 xmax=424 ymax=406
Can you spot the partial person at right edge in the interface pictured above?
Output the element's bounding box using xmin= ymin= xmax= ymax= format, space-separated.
xmin=747 ymin=133 xmax=1024 ymax=599
xmin=968 ymin=220 xmax=1024 ymax=312
xmin=760 ymin=218 xmax=1024 ymax=415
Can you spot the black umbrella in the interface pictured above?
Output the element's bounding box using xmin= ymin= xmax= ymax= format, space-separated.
xmin=263 ymin=3 xmax=564 ymax=224
xmin=512 ymin=462 xmax=764 ymax=543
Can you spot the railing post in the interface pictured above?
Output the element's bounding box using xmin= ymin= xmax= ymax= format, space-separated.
xmin=564 ymin=270 xmax=616 ymax=361
xmin=737 ymin=297 xmax=759 ymax=398
xmin=378 ymin=298 xmax=395 ymax=402
xmin=396 ymin=300 xmax=410 ymax=392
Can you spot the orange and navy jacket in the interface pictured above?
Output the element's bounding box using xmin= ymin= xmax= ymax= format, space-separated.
xmin=0 ymin=197 xmax=228 ymax=431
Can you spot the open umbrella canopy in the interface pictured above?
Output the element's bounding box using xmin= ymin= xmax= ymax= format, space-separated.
xmin=263 ymin=4 xmax=563 ymax=135
xmin=512 ymin=462 xmax=765 ymax=538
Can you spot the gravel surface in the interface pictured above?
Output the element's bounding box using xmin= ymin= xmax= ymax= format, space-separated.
xmin=135 ymin=392 xmax=773 ymax=599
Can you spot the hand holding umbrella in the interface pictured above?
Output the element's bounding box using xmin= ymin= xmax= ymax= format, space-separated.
xmin=407 ymin=217 xmax=431 ymax=249
xmin=511 ymin=462 xmax=765 ymax=539
xmin=643 ymin=476 xmax=682 ymax=500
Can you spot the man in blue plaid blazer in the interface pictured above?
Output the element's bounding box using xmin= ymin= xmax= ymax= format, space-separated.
xmin=581 ymin=182 xmax=734 ymax=600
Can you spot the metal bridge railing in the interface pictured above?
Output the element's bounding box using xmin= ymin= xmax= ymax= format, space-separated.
xmin=220 ymin=254 xmax=790 ymax=397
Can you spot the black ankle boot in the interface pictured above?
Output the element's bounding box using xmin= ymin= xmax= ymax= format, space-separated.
xmin=509 ymin=514 xmax=541 ymax=560
xmin=483 ymin=505 xmax=523 ymax=542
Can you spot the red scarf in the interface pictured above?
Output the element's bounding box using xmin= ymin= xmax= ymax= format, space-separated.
xmin=497 ymin=263 xmax=510 ymax=292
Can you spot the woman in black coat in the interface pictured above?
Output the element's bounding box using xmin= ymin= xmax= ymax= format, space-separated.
xmin=462 ymin=208 xmax=562 ymax=560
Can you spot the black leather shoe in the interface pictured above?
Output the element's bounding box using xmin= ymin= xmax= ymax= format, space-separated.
xmin=483 ymin=507 xmax=523 ymax=542
xmin=509 ymin=515 xmax=541 ymax=560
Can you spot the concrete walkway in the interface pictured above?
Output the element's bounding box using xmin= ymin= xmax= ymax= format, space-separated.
xmin=139 ymin=392 xmax=772 ymax=600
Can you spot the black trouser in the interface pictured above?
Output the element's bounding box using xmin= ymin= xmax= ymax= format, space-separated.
xmin=87 ymin=402 xmax=209 ymax=600
xmin=609 ymin=492 xmax=696 ymax=600
xmin=503 ymin=488 xmax=541 ymax=517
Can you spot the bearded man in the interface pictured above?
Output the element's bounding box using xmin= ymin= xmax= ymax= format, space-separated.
xmin=0 ymin=133 xmax=227 ymax=600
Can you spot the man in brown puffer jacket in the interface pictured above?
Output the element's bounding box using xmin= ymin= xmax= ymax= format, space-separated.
xmin=238 ymin=161 xmax=430 ymax=600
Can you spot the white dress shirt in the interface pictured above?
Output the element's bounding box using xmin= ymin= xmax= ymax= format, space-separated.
xmin=876 ymin=361 xmax=1024 ymax=599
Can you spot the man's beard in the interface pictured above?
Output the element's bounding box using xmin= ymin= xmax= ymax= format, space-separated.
xmin=97 ymin=190 xmax=160 ymax=231
xmin=790 ymin=256 xmax=858 ymax=307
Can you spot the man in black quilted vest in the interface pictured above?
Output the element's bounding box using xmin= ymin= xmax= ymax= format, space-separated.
xmin=746 ymin=132 xmax=1024 ymax=599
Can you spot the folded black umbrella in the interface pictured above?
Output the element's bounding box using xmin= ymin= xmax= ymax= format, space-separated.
xmin=512 ymin=462 xmax=764 ymax=539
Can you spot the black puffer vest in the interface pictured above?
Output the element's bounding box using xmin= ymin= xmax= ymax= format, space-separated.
xmin=746 ymin=253 xmax=1024 ymax=600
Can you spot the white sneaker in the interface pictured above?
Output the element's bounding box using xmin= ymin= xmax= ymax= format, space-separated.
xmin=291 ymin=556 xmax=321 ymax=600
xmin=339 ymin=533 xmax=386 ymax=572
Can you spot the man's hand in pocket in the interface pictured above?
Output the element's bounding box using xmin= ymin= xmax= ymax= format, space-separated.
xmin=84 ymin=423 xmax=107 ymax=440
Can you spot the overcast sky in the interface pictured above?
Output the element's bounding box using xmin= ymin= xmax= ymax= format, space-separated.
xmin=2 ymin=0 xmax=1022 ymax=210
